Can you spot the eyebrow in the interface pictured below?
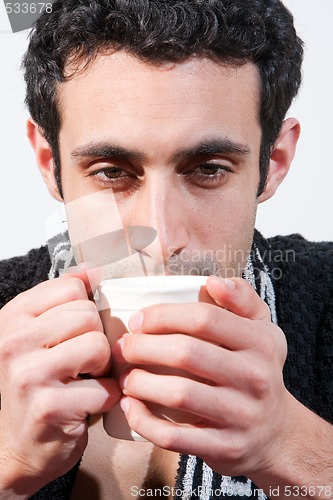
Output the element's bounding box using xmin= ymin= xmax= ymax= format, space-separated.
xmin=70 ymin=137 xmax=251 ymax=163
xmin=173 ymin=138 xmax=251 ymax=162
xmin=71 ymin=143 xmax=146 ymax=162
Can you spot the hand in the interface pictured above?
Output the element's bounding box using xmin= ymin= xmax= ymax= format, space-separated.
xmin=0 ymin=268 xmax=121 ymax=497
xmin=115 ymin=276 xmax=293 ymax=478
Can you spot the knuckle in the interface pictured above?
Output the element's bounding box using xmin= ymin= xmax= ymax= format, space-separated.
xmin=193 ymin=304 xmax=215 ymax=333
xmin=234 ymin=400 xmax=259 ymax=429
xmin=248 ymin=366 xmax=270 ymax=399
xmin=173 ymin=336 xmax=196 ymax=368
xmin=80 ymin=298 xmax=96 ymax=314
xmin=0 ymin=334 xmax=17 ymax=363
xmin=204 ymin=433 xmax=246 ymax=465
xmin=34 ymin=392 xmax=58 ymax=424
xmin=59 ymin=299 xmax=103 ymax=335
xmin=14 ymin=365 xmax=39 ymax=398
xmin=171 ymin=380 xmax=192 ymax=410
xmin=81 ymin=300 xmax=102 ymax=330
xmin=254 ymin=327 xmax=275 ymax=356
xmin=219 ymin=438 xmax=245 ymax=463
xmin=155 ymin=427 xmax=181 ymax=451
xmin=64 ymin=277 xmax=87 ymax=301
xmin=86 ymin=331 xmax=110 ymax=359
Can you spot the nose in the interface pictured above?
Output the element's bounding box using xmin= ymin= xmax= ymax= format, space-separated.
xmin=125 ymin=173 xmax=190 ymax=264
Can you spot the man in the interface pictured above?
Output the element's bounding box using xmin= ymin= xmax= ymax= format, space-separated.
xmin=0 ymin=0 xmax=332 ymax=498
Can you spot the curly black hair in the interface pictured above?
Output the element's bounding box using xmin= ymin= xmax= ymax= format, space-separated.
xmin=22 ymin=0 xmax=303 ymax=198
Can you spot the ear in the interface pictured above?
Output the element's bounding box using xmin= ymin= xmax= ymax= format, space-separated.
xmin=258 ymin=117 xmax=300 ymax=203
xmin=26 ymin=118 xmax=62 ymax=201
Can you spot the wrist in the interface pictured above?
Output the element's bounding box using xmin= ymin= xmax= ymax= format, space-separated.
xmin=0 ymin=447 xmax=44 ymax=499
xmin=249 ymin=397 xmax=333 ymax=499
xmin=0 ymin=462 xmax=29 ymax=499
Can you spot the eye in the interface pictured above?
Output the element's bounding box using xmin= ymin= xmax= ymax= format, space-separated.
xmin=86 ymin=165 xmax=140 ymax=192
xmin=92 ymin=167 xmax=128 ymax=180
xmin=184 ymin=163 xmax=232 ymax=188
xmin=195 ymin=165 xmax=223 ymax=176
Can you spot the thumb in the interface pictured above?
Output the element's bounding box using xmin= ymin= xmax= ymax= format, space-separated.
xmin=205 ymin=276 xmax=272 ymax=321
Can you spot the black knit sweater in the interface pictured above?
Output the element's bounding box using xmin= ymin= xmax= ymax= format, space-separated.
xmin=0 ymin=231 xmax=332 ymax=498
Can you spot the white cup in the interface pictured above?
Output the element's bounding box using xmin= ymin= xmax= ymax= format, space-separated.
xmin=97 ymin=275 xmax=208 ymax=441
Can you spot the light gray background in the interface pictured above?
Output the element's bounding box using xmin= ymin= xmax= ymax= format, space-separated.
xmin=1 ymin=0 xmax=332 ymax=260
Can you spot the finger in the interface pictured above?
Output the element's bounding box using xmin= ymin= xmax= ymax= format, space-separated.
xmin=4 ymin=274 xmax=89 ymax=318
xmin=116 ymin=333 xmax=251 ymax=387
xmin=2 ymin=300 xmax=103 ymax=354
xmin=67 ymin=377 xmax=121 ymax=416
xmin=41 ymin=377 xmax=121 ymax=419
xmin=46 ymin=331 xmax=112 ymax=378
xmin=128 ymin=303 xmax=257 ymax=350
xmin=205 ymin=276 xmax=272 ymax=321
xmin=120 ymin=396 xmax=236 ymax=459
xmin=34 ymin=299 xmax=103 ymax=347
xmin=65 ymin=262 xmax=104 ymax=299
xmin=120 ymin=368 xmax=252 ymax=427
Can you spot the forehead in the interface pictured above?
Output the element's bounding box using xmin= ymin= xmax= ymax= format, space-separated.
xmin=58 ymin=51 xmax=261 ymax=151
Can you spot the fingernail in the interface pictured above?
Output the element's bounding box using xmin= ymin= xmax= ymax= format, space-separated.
xmin=120 ymin=396 xmax=130 ymax=414
xmin=209 ymin=275 xmax=235 ymax=290
xmin=128 ymin=311 xmax=144 ymax=332
xmin=224 ymin=278 xmax=236 ymax=290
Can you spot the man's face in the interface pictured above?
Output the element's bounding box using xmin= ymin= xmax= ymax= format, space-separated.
xmin=57 ymin=52 xmax=262 ymax=277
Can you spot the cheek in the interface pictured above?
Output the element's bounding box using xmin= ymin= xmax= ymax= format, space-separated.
xmin=188 ymin=189 xmax=258 ymax=272
xmin=191 ymin=186 xmax=257 ymax=237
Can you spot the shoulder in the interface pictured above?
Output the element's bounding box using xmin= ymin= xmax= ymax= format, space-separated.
xmin=255 ymin=232 xmax=333 ymax=423
xmin=254 ymin=229 xmax=333 ymax=335
xmin=254 ymin=230 xmax=333 ymax=287
xmin=255 ymin=230 xmax=333 ymax=259
xmin=269 ymin=233 xmax=333 ymax=296
xmin=267 ymin=232 xmax=333 ymax=264
xmin=0 ymin=246 xmax=51 ymax=308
